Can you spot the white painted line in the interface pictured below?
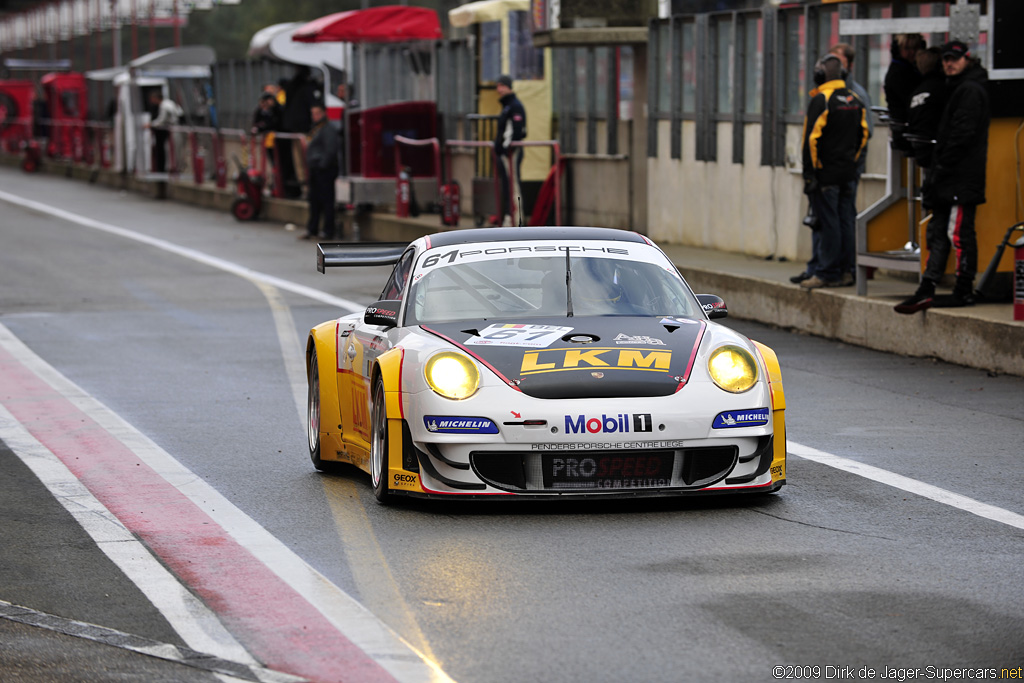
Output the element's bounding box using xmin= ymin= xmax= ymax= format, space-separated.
xmin=0 ymin=323 xmax=453 ymax=683
xmin=0 ymin=189 xmax=364 ymax=314
xmin=0 ymin=402 xmax=257 ymax=666
xmin=789 ymin=441 xmax=1024 ymax=531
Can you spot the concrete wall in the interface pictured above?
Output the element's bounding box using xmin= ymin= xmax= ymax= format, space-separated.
xmin=646 ymin=120 xmax=889 ymax=262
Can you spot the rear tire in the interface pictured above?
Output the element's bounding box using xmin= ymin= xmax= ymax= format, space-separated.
xmin=370 ymin=377 xmax=393 ymax=503
xmin=307 ymin=347 xmax=326 ymax=471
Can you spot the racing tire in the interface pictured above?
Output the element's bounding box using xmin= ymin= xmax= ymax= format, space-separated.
xmin=307 ymin=347 xmax=327 ymax=471
xmin=231 ymin=197 xmax=256 ymax=222
xmin=369 ymin=377 xmax=393 ymax=504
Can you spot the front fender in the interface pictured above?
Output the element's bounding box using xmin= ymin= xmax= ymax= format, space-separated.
xmin=753 ymin=341 xmax=786 ymax=484
xmin=309 ymin=321 xmax=345 ymax=463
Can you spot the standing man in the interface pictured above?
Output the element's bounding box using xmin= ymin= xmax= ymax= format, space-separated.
xmin=895 ymin=41 xmax=989 ymax=313
xmin=884 ymin=33 xmax=925 ymax=152
xmin=146 ymin=91 xmax=183 ymax=174
xmin=300 ymin=104 xmax=339 ymax=241
xmin=493 ymin=74 xmax=526 ymax=227
xmin=798 ymin=54 xmax=869 ymax=290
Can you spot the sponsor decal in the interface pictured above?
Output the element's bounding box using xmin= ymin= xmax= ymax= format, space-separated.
xmin=770 ymin=464 xmax=784 ymax=478
xmin=418 ymin=244 xmax=632 ymax=270
xmin=712 ymin=408 xmax=770 ymax=429
xmin=613 ymin=333 xmax=665 ymax=346
xmin=659 ymin=317 xmax=699 ymax=325
xmin=424 ymin=416 xmax=499 ymax=434
xmin=521 ymin=347 xmax=672 ymax=374
xmin=544 ymin=453 xmax=674 ymax=489
xmin=465 ymin=323 xmax=572 ymax=348
xmin=531 ymin=440 xmax=686 ymax=450
xmin=392 ymin=472 xmax=420 ymax=490
xmin=565 ymin=413 xmax=653 ymax=434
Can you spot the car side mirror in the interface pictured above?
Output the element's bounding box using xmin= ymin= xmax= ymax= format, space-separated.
xmin=364 ymin=300 xmax=402 ymax=328
xmin=696 ymin=294 xmax=728 ymax=319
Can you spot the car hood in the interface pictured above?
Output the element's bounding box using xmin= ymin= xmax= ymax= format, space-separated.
xmin=420 ymin=316 xmax=706 ymax=399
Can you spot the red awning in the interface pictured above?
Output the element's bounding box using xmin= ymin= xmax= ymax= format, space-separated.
xmin=291 ymin=6 xmax=442 ymax=44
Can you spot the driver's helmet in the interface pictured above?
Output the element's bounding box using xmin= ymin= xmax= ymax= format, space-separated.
xmin=575 ymin=258 xmax=627 ymax=307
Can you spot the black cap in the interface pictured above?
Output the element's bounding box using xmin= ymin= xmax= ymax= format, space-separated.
xmin=496 ymin=74 xmax=513 ymax=88
xmin=941 ymin=40 xmax=969 ymax=59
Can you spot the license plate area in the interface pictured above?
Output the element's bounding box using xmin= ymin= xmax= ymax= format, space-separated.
xmin=541 ymin=451 xmax=675 ymax=490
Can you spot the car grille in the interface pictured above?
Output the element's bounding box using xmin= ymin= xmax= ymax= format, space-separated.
xmin=469 ymin=446 xmax=739 ymax=493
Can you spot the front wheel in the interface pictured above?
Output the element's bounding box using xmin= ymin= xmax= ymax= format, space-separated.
xmin=307 ymin=347 xmax=326 ymax=471
xmin=369 ymin=378 xmax=393 ymax=503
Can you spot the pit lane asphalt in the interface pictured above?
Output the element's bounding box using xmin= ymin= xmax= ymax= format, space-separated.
xmin=1 ymin=168 xmax=1022 ymax=682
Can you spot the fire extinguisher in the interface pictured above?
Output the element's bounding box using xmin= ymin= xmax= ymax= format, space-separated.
xmin=1014 ymin=233 xmax=1024 ymax=322
xmin=396 ymin=166 xmax=411 ymax=218
xmin=441 ymin=179 xmax=460 ymax=226
xmin=193 ymin=145 xmax=205 ymax=185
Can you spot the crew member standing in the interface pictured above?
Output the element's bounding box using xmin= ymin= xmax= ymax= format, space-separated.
xmin=895 ymin=41 xmax=990 ymax=313
xmin=799 ymin=54 xmax=869 ymax=290
xmin=493 ymin=74 xmax=526 ymax=227
xmin=300 ymin=104 xmax=339 ymax=241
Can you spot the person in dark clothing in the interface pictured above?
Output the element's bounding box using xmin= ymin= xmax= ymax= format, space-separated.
xmin=895 ymin=41 xmax=990 ymax=314
xmin=493 ymin=74 xmax=527 ymax=226
xmin=300 ymin=104 xmax=339 ymax=241
xmin=884 ymin=33 xmax=924 ymax=152
xmin=905 ymin=47 xmax=947 ymax=172
xmin=251 ymin=91 xmax=282 ymax=174
xmin=797 ymin=54 xmax=869 ymax=290
xmin=279 ymin=66 xmax=321 ymax=199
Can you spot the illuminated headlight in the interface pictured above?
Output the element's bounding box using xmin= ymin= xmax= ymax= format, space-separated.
xmin=425 ymin=352 xmax=480 ymax=400
xmin=707 ymin=345 xmax=758 ymax=393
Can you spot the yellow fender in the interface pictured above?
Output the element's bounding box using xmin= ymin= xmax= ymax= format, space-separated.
xmin=308 ymin=322 xmax=345 ymax=463
xmin=753 ymin=341 xmax=787 ymax=483
xmin=374 ymin=348 xmax=424 ymax=494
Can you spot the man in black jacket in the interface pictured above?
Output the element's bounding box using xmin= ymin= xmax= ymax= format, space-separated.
xmin=300 ymin=104 xmax=339 ymax=241
xmin=895 ymin=41 xmax=989 ymax=313
xmin=797 ymin=54 xmax=869 ymax=289
xmin=493 ymin=74 xmax=527 ymax=226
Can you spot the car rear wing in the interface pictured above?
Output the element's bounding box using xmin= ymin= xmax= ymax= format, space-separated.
xmin=317 ymin=242 xmax=409 ymax=273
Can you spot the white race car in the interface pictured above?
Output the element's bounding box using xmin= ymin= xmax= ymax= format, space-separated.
xmin=306 ymin=227 xmax=786 ymax=502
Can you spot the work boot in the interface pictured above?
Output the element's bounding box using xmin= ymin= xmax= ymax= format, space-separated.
xmin=933 ymin=277 xmax=976 ymax=308
xmin=894 ymin=279 xmax=936 ymax=314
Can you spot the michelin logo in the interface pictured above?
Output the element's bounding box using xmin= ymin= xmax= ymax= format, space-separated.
xmin=712 ymin=409 xmax=769 ymax=429
xmin=424 ymin=416 xmax=498 ymax=434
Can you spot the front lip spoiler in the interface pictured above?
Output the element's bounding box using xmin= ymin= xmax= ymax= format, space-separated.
xmin=394 ymin=478 xmax=784 ymax=500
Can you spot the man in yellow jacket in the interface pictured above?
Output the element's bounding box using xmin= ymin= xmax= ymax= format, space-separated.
xmin=795 ymin=54 xmax=869 ymax=289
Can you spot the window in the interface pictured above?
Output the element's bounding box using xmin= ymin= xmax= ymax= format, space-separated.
xmin=509 ymin=11 xmax=544 ymax=80
xmin=714 ymin=17 xmax=734 ymax=115
xmin=866 ymin=4 xmax=893 ymax=109
xmin=480 ymin=20 xmax=502 ymax=83
xmin=781 ymin=8 xmax=807 ymax=117
xmin=681 ymin=21 xmax=696 ymax=116
xmin=657 ymin=22 xmax=672 ymax=115
xmin=595 ymin=47 xmax=611 ymax=114
xmin=742 ymin=13 xmax=763 ymax=116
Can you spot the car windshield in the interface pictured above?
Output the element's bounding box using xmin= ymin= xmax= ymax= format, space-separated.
xmin=406 ymin=246 xmax=701 ymax=324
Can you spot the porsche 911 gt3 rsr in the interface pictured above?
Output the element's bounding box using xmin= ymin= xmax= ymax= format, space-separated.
xmin=305 ymin=227 xmax=786 ymax=502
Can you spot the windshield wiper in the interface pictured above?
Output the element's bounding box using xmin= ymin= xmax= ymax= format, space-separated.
xmin=565 ymin=249 xmax=574 ymax=317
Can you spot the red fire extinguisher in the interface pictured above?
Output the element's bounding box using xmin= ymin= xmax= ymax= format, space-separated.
xmin=1014 ymin=234 xmax=1024 ymax=321
xmin=441 ymin=179 xmax=460 ymax=227
xmin=193 ymin=145 xmax=205 ymax=185
xmin=396 ymin=166 xmax=411 ymax=218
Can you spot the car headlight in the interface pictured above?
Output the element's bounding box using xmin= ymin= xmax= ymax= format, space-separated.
xmin=707 ymin=345 xmax=758 ymax=393
xmin=425 ymin=352 xmax=480 ymax=400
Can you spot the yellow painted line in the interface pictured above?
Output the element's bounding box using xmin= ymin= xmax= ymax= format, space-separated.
xmin=253 ymin=281 xmax=442 ymax=668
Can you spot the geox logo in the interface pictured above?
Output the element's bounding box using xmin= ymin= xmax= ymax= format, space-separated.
xmin=565 ymin=413 xmax=653 ymax=434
